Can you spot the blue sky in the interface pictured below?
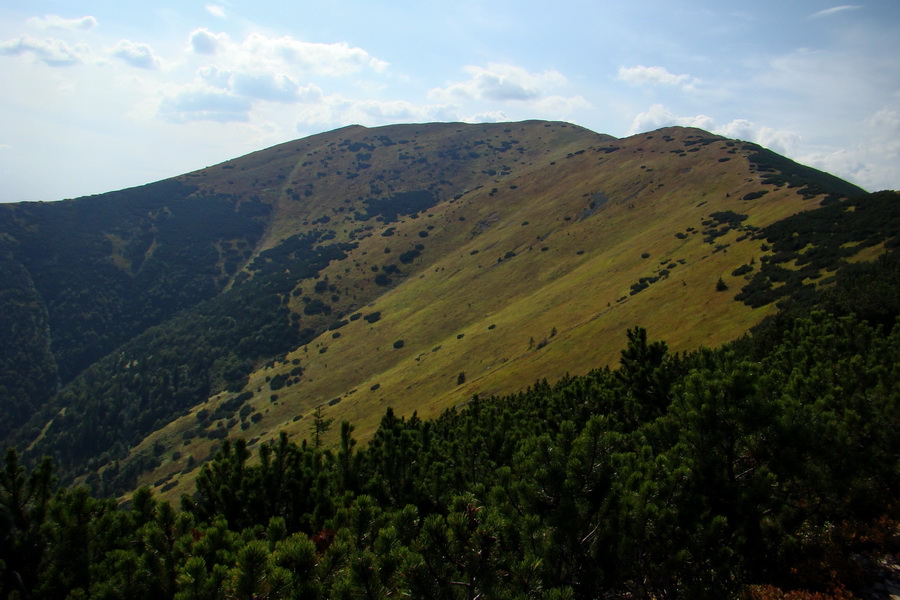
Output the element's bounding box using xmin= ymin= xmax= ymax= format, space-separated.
xmin=1 ymin=1 xmax=898 ymax=202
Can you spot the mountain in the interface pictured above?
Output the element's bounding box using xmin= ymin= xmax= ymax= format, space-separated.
xmin=0 ymin=120 xmax=882 ymax=501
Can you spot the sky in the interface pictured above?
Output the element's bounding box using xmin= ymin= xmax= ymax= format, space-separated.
xmin=0 ymin=1 xmax=898 ymax=203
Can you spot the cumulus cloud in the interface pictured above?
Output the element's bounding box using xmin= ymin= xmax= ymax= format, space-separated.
xmin=198 ymin=65 xmax=231 ymax=88
xmin=430 ymin=63 xmax=569 ymax=103
xmin=194 ymin=65 xmax=324 ymax=103
xmin=803 ymin=105 xmax=900 ymax=191
xmin=627 ymin=104 xmax=800 ymax=156
xmin=809 ymin=5 xmax=861 ymax=19
xmin=463 ymin=110 xmax=512 ymax=123
xmin=186 ymin=29 xmax=387 ymax=76
xmin=627 ymin=104 xmax=715 ymax=134
xmin=189 ymin=28 xmax=228 ymax=55
xmin=531 ymin=94 xmax=592 ymax=116
xmin=617 ymin=65 xmax=699 ymax=91
xmin=26 ymin=15 xmax=98 ymax=31
xmin=158 ymin=87 xmax=253 ymax=123
xmin=716 ymin=119 xmax=800 ymax=156
xmin=250 ymin=34 xmax=389 ymax=75
xmin=166 ymin=29 xmax=393 ymax=124
xmin=160 ymin=66 xmax=326 ymax=123
xmin=293 ymin=97 xmax=458 ymax=130
xmin=346 ymin=99 xmax=445 ymax=122
xmin=0 ymin=35 xmax=82 ymax=66
xmin=231 ymin=72 xmax=323 ymax=103
xmin=110 ymin=40 xmax=161 ymax=69
xmin=865 ymin=107 xmax=900 ymax=131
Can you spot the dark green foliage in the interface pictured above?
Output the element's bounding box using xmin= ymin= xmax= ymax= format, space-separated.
xmin=743 ymin=143 xmax=864 ymax=199
xmin=10 ymin=226 xmax=355 ymax=493
xmin=361 ymin=190 xmax=438 ymax=223
xmin=629 ymin=275 xmax=659 ymax=295
xmin=363 ymin=311 xmax=382 ymax=324
xmin=398 ymin=247 xmax=422 ymax=264
xmin=742 ymin=190 xmax=769 ymax=201
xmin=701 ymin=210 xmax=753 ymax=244
xmin=736 ymin=191 xmax=900 ymax=308
xmin=709 ymin=210 xmax=748 ymax=226
xmin=0 ymin=255 xmax=58 ymax=441
xmin=269 ymin=373 xmax=288 ymax=391
xmin=0 ymin=181 xmax=360 ymax=493
xmin=0 ymin=182 xmax=270 ymax=383
xmin=303 ymin=298 xmax=331 ymax=315
xmin=731 ymin=263 xmax=753 ymax=276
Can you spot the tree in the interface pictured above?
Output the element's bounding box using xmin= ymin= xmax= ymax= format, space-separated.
xmin=0 ymin=449 xmax=54 ymax=599
xmin=615 ymin=327 xmax=676 ymax=426
xmin=310 ymin=406 xmax=334 ymax=450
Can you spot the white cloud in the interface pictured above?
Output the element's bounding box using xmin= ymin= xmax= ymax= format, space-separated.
xmin=158 ymin=86 xmax=253 ymax=123
xmin=159 ymin=64 xmax=327 ymax=123
xmin=864 ymin=107 xmax=900 ymax=131
xmin=802 ymin=105 xmax=900 ymax=191
xmin=627 ymin=104 xmax=715 ymax=135
xmin=291 ymin=97 xmax=458 ymax=130
xmin=617 ymin=65 xmax=699 ymax=91
xmin=198 ymin=65 xmax=231 ymax=88
xmin=715 ymin=119 xmax=800 ymax=157
xmin=189 ymin=28 xmax=228 ymax=55
xmin=627 ymin=104 xmax=800 ymax=156
xmin=205 ymin=4 xmax=227 ymax=19
xmin=26 ymin=15 xmax=98 ymax=31
xmin=463 ymin=110 xmax=511 ymax=123
xmin=0 ymin=35 xmax=83 ymax=66
xmin=161 ymin=29 xmax=393 ymax=126
xmin=110 ymin=39 xmax=161 ymax=70
xmin=531 ymin=95 xmax=592 ymax=117
xmin=231 ymin=72 xmax=323 ymax=103
xmin=186 ymin=29 xmax=388 ymax=76
xmin=347 ymin=99 xmax=453 ymax=122
xmin=250 ymin=34 xmax=389 ymax=75
xmin=430 ymin=63 xmax=569 ymax=102
xmin=810 ymin=5 xmax=861 ymax=19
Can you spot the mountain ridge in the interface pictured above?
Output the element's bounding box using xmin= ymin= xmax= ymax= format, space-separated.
xmin=0 ymin=119 xmax=876 ymax=500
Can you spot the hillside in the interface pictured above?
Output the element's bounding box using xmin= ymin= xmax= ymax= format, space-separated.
xmin=0 ymin=120 xmax=875 ymax=500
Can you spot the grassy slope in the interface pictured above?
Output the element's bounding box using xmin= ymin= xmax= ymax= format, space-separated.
xmin=123 ymin=123 xmax=871 ymax=502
